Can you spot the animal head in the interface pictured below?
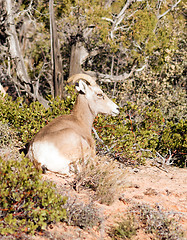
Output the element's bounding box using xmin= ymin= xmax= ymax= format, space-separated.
xmin=68 ymin=74 xmax=119 ymax=117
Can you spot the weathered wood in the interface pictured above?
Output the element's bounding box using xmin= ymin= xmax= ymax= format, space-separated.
xmin=69 ymin=41 xmax=88 ymax=77
xmin=49 ymin=0 xmax=64 ymax=98
xmin=5 ymin=0 xmax=49 ymax=108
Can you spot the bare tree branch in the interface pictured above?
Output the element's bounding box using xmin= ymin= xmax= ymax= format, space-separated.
xmin=157 ymin=0 xmax=181 ymax=19
xmin=5 ymin=0 xmax=49 ymax=107
xmin=110 ymin=0 xmax=135 ymax=39
xmin=102 ymin=17 xmax=114 ymax=23
xmin=83 ymin=25 xmax=95 ymax=38
xmin=102 ymin=0 xmax=135 ymax=39
xmin=10 ymin=77 xmax=34 ymax=99
xmin=6 ymin=0 xmax=31 ymax=87
xmin=83 ymin=64 xmax=136 ymax=83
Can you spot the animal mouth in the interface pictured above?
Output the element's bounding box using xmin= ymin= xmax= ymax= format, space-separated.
xmin=111 ymin=109 xmax=119 ymax=116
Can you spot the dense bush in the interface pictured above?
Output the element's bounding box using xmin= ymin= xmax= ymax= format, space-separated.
xmin=159 ymin=120 xmax=187 ymax=167
xmin=0 ymin=157 xmax=66 ymax=236
xmin=0 ymin=86 xmax=76 ymax=143
xmin=0 ymin=117 xmax=67 ymax=236
xmin=95 ymin=103 xmax=186 ymax=167
xmin=95 ymin=103 xmax=163 ymax=162
xmin=0 ymin=121 xmax=20 ymax=148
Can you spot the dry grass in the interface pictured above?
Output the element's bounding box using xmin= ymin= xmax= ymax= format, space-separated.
xmin=74 ymin=156 xmax=126 ymax=205
xmin=108 ymin=203 xmax=185 ymax=240
xmin=65 ymin=197 xmax=102 ymax=229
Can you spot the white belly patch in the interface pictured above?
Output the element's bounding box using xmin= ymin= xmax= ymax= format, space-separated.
xmin=31 ymin=141 xmax=71 ymax=175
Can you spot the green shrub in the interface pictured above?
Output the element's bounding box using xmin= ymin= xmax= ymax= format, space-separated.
xmin=108 ymin=215 xmax=137 ymax=240
xmin=159 ymin=120 xmax=187 ymax=167
xmin=95 ymin=102 xmax=186 ymax=167
xmin=0 ymin=86 xmax=76 ymax=144
xmin=0 ymin=121 xmax=20 ymax=148
xmin=0 ymin=157 xmax=66 ymax=236
xmin=95 ymin=103 xmax=164 ymax=165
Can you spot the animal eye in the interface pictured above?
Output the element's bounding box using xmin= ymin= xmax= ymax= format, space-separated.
xmin=97 ymin=93 xmax=104 ymax=98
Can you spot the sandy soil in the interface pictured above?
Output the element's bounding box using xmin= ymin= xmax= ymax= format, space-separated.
xmin=33 ymin=164 xmax=187 ymax=240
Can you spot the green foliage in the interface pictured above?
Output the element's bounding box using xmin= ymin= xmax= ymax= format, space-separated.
xmin=109 ymin=215 xmax=137 ymax=240
xmin=95 ymin=103 xmax=164 ymax=165
xmin=1 ymin=0 xmax=185 ymax=101
xmin=0 ymin=86 xmax=76 ymax=143
xmin=95 ymin=100 xmax=186 ymax=166
xmin=53 ymin=0 xmax=185 ymax=75
xmin=159 ymin=120 xmax=187 ymax=167
xmin=0 ymin=157 xmax=66 ymax=236
xmin=132 ymin=9 xmax=157 ymax=46
xmin=0 ymin=121 xmax=21 ymax=149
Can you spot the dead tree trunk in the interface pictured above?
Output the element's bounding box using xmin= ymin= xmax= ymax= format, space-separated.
xmin=69 ymin=33 xmax=89 ymax=77
xmin=49 ymin=0 xmax=64 ymax=99
xmin=6 ymin=0 xmax=31 ymax=91
xmin=5 ymin=0 xmax=49 ymax=108
xmin=69 ymin=41 xmax=83 ymax=76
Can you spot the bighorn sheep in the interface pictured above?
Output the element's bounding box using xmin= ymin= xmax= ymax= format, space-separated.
xmin=28 ymin=74 xmax=119 ymax=175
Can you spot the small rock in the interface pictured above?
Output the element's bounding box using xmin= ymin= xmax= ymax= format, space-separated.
xmin=144 ymin=188 xmax=158 ymax=196
xmin=133 ymin=195 xmax=144 ymax=199
xmin=119 ymin=193 xmax=132 ymax=204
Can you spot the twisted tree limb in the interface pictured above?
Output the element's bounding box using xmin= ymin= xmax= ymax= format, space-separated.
xmin=5 ymin=0 xmax=49 ymax=108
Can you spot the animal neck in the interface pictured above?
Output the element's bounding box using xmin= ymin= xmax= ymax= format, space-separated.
xmin=72 ymin=94 xmax=95 ymax=133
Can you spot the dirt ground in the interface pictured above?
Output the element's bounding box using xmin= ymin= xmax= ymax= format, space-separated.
xmin=33 ymin=163 xmax=187 ymax=240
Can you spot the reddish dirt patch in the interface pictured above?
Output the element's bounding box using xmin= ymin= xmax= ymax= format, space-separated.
xmin=33 ymin=165 xmax=187 ymax=240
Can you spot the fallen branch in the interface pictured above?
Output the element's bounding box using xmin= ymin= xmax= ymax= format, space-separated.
xmin=83 ymin=65 xmax=136 ymax=83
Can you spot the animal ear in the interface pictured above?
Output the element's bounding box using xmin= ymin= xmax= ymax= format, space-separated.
xmin=75 ymin=80 xmax=88 ymax=94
